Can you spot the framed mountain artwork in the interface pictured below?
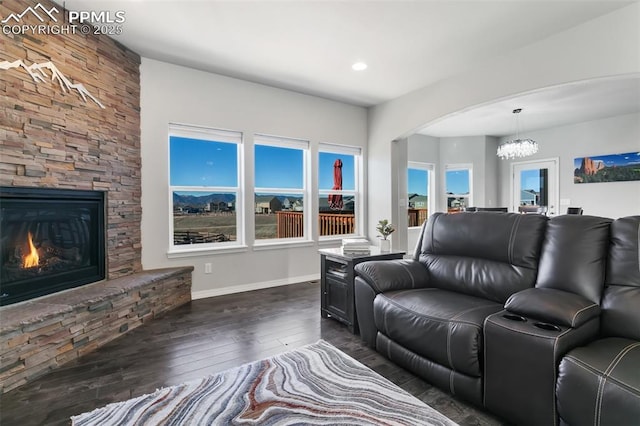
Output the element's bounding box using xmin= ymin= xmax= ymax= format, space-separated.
xmin=574 ymin=152 xmax=640 ymax=184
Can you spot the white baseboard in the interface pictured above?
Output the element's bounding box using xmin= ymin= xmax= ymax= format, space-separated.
xmin=191 ymin=274 xmax=321 ymax=300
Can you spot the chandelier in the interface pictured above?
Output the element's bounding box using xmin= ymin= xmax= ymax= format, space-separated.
xmin=497 ymin=108 xmax=538 ymax=160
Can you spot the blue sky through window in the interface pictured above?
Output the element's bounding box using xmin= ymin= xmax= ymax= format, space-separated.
xmin=255 ymin=145 xmax=304 ymax=188
xmin=521 ymin=169 xmax=541 ymax=191
xmin=171 ymin=138 xmax=358 ymax=192
xmin=170 ymin=136 xmax=237 ymax=187
xmin=446 ymin=169 xmax=470 ymax=194
xmin=408 ymin=168 xmax=428 ymax=195
xmin=318 ymin=152 xmax=355 ymax=190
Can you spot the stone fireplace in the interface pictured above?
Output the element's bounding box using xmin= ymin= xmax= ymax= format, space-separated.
xmin=0 ymin=187 xmax=106 ymax=306
xmin=0 ymin=0 xmax=192 ymax=393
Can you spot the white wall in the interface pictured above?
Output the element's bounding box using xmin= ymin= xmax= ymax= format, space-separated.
xmin=140 ymin=58 xmax=367 ymax=297
xmin=391 ymin=138 xmax=409 ymax=253
xmin=439 ymin=136 xmax=500 ymax=209
xmin=367 ymin=3 xmax=640 ymax=242
xmin=497 ymin=112 xmax=640 ymax=218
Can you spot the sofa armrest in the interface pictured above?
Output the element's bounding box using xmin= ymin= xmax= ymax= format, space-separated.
xmin=505 ymin=288 xmax=600 ymax=328
xmin=354 ymin=259 xmax=429 ymax=294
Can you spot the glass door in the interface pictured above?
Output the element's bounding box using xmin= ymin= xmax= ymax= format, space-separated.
xmin=407 ymin=162 xmax=434 ymax=227
xmin=512 ymin=159 xmax=559 ymax=216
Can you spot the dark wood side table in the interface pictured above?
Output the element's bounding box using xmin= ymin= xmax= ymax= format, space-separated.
xmin=319 ymin=246 xmax=405 ymax=334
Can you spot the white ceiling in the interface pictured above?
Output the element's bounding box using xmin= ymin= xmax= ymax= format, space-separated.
xmin=418 ymin=76 xmax=640 ymax=137
xmin=62 ymin=0 xmax=639 ymax=137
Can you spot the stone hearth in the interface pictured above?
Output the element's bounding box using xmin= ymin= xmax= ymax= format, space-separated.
xmin=0 ymin=267 xmax=193 ymax=393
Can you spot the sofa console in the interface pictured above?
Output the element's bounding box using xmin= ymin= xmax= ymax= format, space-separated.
xmin=354 ymin=212 xmax=639 ymax=425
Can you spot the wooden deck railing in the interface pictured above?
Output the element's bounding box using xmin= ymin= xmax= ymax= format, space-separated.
xmin=276 ymin=211 xmax=305 ymax=238
xmin=276 ymin=211 xmax=356 ymax=238
xmin=408 ymin=208 xmax=428 ymax=227
xmin=319 ymin=213 xmax=355 ymax=236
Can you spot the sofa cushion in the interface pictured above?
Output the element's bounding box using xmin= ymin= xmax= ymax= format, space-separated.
xmin=536 ymin=215 xmax=612 ymax=303
xmin=504 ymin=287 xmax=600 ymax=328
xmin=373 ymin=288 xmax=503 ymax=377
xmin=603 ymin=215 xmax=640 ymax=340
xmin=601 ymin=285 xmax=640 ymax=341
xmin=557 ymin=337 xmax=640 ymax=426
xmin=419 ymin=212 xmax=547 ymax=303
xmin=606 ymin=215 xmax=640 ymax=287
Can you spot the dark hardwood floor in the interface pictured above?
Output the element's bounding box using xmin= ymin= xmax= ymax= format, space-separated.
xmin=0 ymin=281 xmax=504 ymax=426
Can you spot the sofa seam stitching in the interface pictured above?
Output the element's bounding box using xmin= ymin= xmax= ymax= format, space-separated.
xmin=485 ymin=317 xmax=557 ymax=339
xmin=594 ymin=342 xmax=640 ymax=425
xmin=508 ymin=215 xmax=520 ymax=265
xmin=447 ymin=322 xmax=454 ymax=372
xmin=561 ymin=355 xmax=606 ymax=424
xmin=380 ymin=297 xmax=484 ymax=328
xmin=397 ymin=261 xmax=416 ymax=289
xmin=552 ymin=327 xmax=573 ymax=426
xmin=563 ymin=355 xmax=640 ymax=394
xmin=570 ymin=303 xmax=599 ymax=328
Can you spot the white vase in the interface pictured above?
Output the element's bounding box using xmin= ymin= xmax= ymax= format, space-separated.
xmin=379 ymin=239 xmax=391 ymax=252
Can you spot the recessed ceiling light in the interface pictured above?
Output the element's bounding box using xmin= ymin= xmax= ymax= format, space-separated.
xmin=352 ymin=62 xmax=367 ymax=71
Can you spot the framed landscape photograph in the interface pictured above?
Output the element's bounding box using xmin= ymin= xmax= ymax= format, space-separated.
xmin=574 ymin=152 xmax=640 ymax=184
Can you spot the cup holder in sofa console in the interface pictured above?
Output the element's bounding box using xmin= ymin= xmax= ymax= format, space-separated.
xmin=533 ymin=322 xmax=561 ymax=332
xmin=502 ymin=314 xmax=527 ymax=322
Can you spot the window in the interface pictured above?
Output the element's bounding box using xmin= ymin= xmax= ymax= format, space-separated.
xmin=445 ymin=165 xmax=472 ymax=213
xmin=254 ymin=135 xmax=309 ymax=241
xmin=318 ymin=144 xmax=361 ymax=237
xmin=407 ymin=162 xmax=434 ymax=227
xmin=169 ymin=124 xmax=242 ymax=251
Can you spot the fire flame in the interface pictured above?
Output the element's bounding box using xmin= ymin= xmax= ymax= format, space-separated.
xmin=23 ymin=232 xmax=39 ymax=268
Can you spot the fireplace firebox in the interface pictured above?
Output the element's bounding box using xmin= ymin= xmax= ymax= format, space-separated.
xmin=0 ymin=187 xmax=106 ymax=306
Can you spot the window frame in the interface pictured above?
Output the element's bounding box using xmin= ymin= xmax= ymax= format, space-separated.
xmin=407 ymin=161 xmax=435 ymax=228
xmin=445 ymin=163 xmax=473 ymax=212
xmin=318 ymin=143 xmax=363 ymax=241
xmin=253 ymin=134 xmax=311 ymax=245
xmin=167 ymin=123 xmax=245 ymax=255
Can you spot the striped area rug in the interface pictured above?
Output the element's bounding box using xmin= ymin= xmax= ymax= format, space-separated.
xmin=72 ymin=340 xmax=457 ymax=425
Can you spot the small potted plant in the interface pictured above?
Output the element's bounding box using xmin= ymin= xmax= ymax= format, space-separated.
xmin=376 ymin=219 xmax=395 ymax=252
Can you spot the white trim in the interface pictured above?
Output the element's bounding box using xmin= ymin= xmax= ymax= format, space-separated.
xmin=255 ymin=188 xmax=305 ymax=195
xmin=169 ymin=123 xmax=242 ymax=143
xmin=317 ymin=145 xmax=363 ymax=236
xmin=168 ymin=126 xmax=244 ymax=251
xmin=255 ymin=133 xmax=309 ymax=150
xmin=192 ymin=274 xmax=320 ymax=300
xmin=252 ymin=240 xmax=315 ymax=250
xmin=408 ymin=161 xmax=434 ymax=171
xmin=510 ymin=157 xmax=560 ymax=215
xmin=444 ymin=163 xmax=473 ymax=208
xmin=167 ymin=245 xmax=249 ymax=258
xmin=318 ymin=142 xmax=362 ymax=156
xmin=318 ymin=189 xmax=357 ymax=196
xmin=254 ymin=134 xmax=310 ymax=241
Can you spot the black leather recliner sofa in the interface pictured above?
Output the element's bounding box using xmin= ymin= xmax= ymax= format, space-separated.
xmin=555 ymin=215 xmax=640 ymax=425
xmin=354 ymin=212 xmax=640 ymax=425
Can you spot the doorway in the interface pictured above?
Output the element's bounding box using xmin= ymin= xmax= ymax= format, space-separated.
xmin=511 ymin=159 xmax=559 ymax=216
